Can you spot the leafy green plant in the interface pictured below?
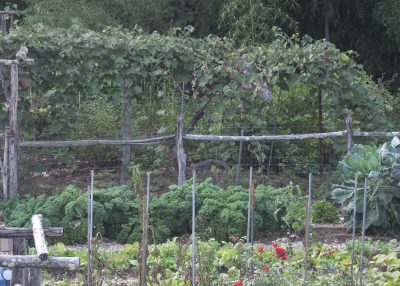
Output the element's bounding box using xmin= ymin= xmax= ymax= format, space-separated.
xmin=311 ymin=200 xmax=340 ymax=224
xmin=332 ymin=137 xmax=400 ymax=230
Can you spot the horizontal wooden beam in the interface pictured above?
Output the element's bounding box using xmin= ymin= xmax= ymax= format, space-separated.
xmin=0 ymin=227 xmax=63 ymax=238
xmin=19 ymin=135 xmax=174 ymax=147
xmin=184 ymin=131 xmax=348 ymax=142
xmin=353 ymin=131 xmax=400 ymax=137
xmin=184 ymin=130 xmax=400 ymax=142
xmin=0 ymin=59 xmax=34 ymax=65
xmin=0 ymin=11 xmax=26 ymax=15
xmin=0 ymin=255 xmax=80 ymax=270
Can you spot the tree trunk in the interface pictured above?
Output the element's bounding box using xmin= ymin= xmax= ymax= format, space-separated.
xmin=120 ymin=84 xmax=132 ymax=185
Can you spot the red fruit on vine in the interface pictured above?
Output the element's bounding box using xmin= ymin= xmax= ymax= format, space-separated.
xmin=19 ymin=78 xmax=30 ymax=90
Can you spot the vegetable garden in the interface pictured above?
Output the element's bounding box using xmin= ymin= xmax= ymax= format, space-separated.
xmin=0 ymin=18 xmax=400 ymax=286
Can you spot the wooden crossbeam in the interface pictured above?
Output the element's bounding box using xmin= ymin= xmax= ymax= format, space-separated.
xmin=0 ymin=227 xmax=63 ymax=238
xmin=0 ymin=59 xmax=34 ymax=65
xmin=0 ymin=255 xmax=80 ymax=270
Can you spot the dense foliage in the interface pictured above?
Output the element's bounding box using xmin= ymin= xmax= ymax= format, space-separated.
xmin=332 ymin=137 xmax=400 ymax=231
xmin=0 ymin=180 xmax=339 ymax=243
xmin=3 ymin=0 xmax=399 ymax=83
xmin=0 ymin=24 xmax=391 ymax=176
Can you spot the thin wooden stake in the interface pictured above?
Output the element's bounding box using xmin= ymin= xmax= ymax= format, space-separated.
xmin=235 ymin=129 xmax=244 ymax=185
xmin=359 ymin=177 xmax=368 ymax=285
xmin=351 ymin=176 xmax=358 ymax=281
xmin=191 ymin=169 xmax=196 ymax=286
xmin=304 ymin=173 xmax=312 ymax=285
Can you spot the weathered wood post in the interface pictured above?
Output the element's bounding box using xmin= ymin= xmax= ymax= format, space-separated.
xmin=30 ymin=214 xmax=48 ymax=285
xmin=9 ymin=62 xmax=19 ymax=196
xmin=1 ymin=128 xmax=9 ymax=199
xmin=235 ymin=129 xmax=244 ymax=185
xmin=120 ymin=81 xmax=133 ymax=185
xmin=177 ymin=114 xmax=186 ymax=185
xmin=12 ymin=237 xmax=28 ymax=285
xmin=346 ymin=115 xmax=353 ymax=154
xmin=0 ymin=48 xmax=34 ymax=196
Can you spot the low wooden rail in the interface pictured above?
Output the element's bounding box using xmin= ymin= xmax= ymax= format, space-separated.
xmin=183 ymin=130 xmax=400 ymax=142
xmin=18 ymin=135 xmax=174 ymax=147
xmin=0 ymin=227 xmax=63 ymax=238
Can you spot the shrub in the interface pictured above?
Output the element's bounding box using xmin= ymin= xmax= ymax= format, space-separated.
xmin=0 ymin=180 xmax=306 ymax=243
xmin=311 ymin=200 xmax=339 ymax=224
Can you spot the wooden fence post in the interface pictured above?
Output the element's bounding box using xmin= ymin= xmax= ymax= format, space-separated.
xmin=1 ymin=128 xmax=9 ymax=199
xmin=235 ymin=129 xmax=244 ymax=185
xmin=120 ymin=83 xmax=132 ymax=185
xmin=346 ymin=115 xmax=353 ymax=154
xmin=12 ymin=238 xmax=28 ymax=286
xmin=177 ymin=114 xmax=186 ymax=185
xmin=9 ymin=63 xmax=19 ymax=195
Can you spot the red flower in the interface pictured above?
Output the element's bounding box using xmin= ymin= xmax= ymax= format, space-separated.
xmin=258 ymin=245 xmax=264 ymax=253
xmin=272 ymin=243 xmax=278 ymax=248
xmin=261 ymin=265 xmax=270 ymax=271
xmin=233 ymin=280 xmax=243 ymax=286
xmin=274 ymin=247 xmax=287 ymax=260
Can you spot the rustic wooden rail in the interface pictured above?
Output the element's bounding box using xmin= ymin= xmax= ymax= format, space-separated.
xmin=183 ymin=130 xmax=400 ymax=142
xmin=0 ymin=59 xmax=34 ymax=65
xmin=0 ymin=11 xmax=26 ymax=15
xmin=18 ymin=135 xmax=174 ymax=147
xmin=0 ymin=227 xmax=63 ymax=238
xmin=0 ymin=255 xmax=80 ymax=270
